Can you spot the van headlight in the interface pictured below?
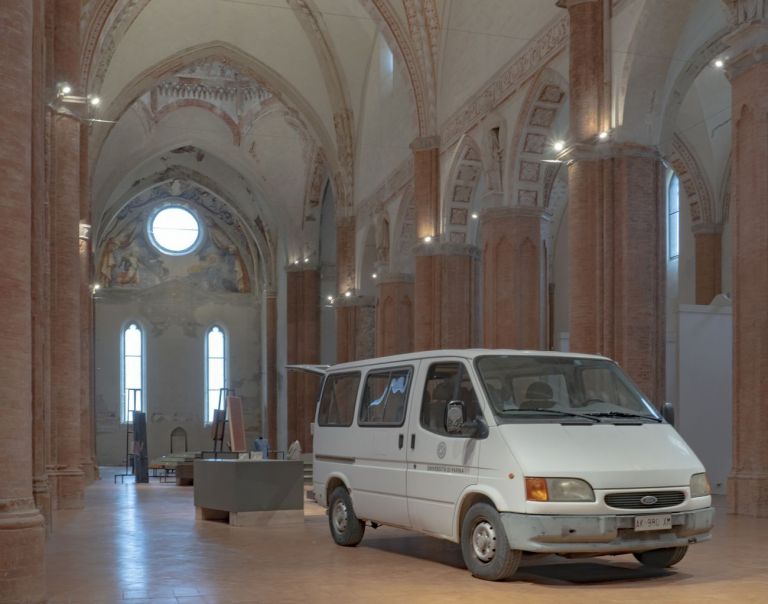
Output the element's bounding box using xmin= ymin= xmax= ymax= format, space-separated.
xmin=526 ymin=477 xmax=595 ymax=502
xmin=690 ymin=473 xmax=711 ymax=498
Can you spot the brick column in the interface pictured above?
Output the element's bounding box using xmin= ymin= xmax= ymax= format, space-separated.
xmin=559 ymin=0 xmax=665 ymax=405
xmin=724 ymin=3 xmax=768 ymax=517
xmin=31 ymin=0 xmax=52 ymax=532
xmin=79 ymin=124 xmax=97 ymax=482
xmin=481 ymin=207 xmax=551 ymax=349
xmin=376 ymin=275 xmax=414 ymax=356
xmin=411 ymin=136 xmax=441 ymax=239
xmin=265 ymin=291 xmax=278 ymax=451
xmin=286 ymin=269 xmax=320 ymax=452
xmin=414 ymin=242 xmax=479 ymax=351
xmin=48 ymin=0 xmax=84 ymax=509
xmin=692 ymin=223 xmax=722 ymax=305
xmin=0 ymin=1 xmax=47 ymax=600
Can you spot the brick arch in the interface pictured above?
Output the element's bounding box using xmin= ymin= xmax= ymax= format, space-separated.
xmin=153 ymin=99 xmax=241 ymax=146
xmin=667 ymin=133 xmax=716 ymax=225
xmin=442 ymin=135 xmax=483 ymax=244
xmin=508 ymin=69 xmax=568 ymax=209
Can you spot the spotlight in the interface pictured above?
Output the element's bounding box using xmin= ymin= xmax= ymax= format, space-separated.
xmin=327 ymin=295 xmax=333 ymax=302
xmin=372 ymin=273 xmax=378 ymax=279
xmin=423 ymin=236 xmax=433 ymax=243
xmin=471 ymin=213 xmax=479 ymax=220
xmin=344 ymin=291 xmax=352 ymax=298
xmin=598 ymin=131 xmax=609 ymax=140
xmin=303 ymin=257 xmax=309 ymax=263
xmin=293 ymin=260 xmax=299 ymax=265
xmin=89 ymin=96 xmax=101 ymax=106
xmin=553 ymin=140 xmax=565 ymax=152
xmin=714 ymin=59 xmax=724 ymax=69
xmin=60 ymin=83 xmax=72 ymax=95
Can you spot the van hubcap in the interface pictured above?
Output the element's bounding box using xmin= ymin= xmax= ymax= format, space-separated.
xmin=332 ymin=499 xmax=348 ymax=533
xmin=472 ymin=521 xmax=497 ymax=562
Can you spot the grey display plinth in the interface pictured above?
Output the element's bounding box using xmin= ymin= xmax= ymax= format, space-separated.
xmin=193 ymin=459 xmax=304 ymax=527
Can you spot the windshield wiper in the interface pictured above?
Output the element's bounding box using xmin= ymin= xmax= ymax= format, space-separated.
xmin=507 ymin=408 xmax=600 ymax=423
xmin=583 ymin=411 xmax=662 ymax=423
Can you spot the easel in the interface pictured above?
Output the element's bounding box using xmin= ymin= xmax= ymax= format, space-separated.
xmin=211 ymin=387 xmax=235 ymax=458
xmin=115 ymin=388 xmax=141 ymax=483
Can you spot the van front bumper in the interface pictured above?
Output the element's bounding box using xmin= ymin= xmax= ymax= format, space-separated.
xmin=500 ymin=507 xmax=714 ymax=554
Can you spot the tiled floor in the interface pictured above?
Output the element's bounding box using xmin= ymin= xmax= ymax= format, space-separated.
xmin=45 ymin=469 xmax=768 ymax=603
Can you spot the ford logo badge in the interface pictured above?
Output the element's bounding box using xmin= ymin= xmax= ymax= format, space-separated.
xmin=640 ymin=495 xmax=658 ymax=506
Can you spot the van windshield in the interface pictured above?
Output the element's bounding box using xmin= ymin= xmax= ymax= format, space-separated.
xmin=475 ymin=356 xmax=661 ymax=422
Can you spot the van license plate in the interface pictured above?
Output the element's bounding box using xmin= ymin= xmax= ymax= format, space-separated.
xmin=634 ymin=515 xmax=672 ymax=532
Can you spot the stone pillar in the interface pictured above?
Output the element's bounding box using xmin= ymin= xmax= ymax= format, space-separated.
xmin=692 ymin=223 xmax=722 ymax=306
xmin=414 ymin=243 xmax=479 ymax=351
xmin=481 ymin=207 xmax=551 ymax=349
xmin=31 ymin=0 xmax=52 ymax=532
xmin=0 ymin=1 xmax=47 ymax=601
xmin=336 ymin=298 xmax=376 ymax=362
xmin=724 ymin=2 xmax=768 ymax=517
xmin=411 ymin=136 xmax=441 ymax=239
xmin=265 ymin=291 xmax=278 ymax=451
xmin=48 ymin=0 xmax=84 ymax=509
xmin=559 ymin=0 xmax=665 ymax=405
xmin=376 ymin=275 xmax=414 ymax=357
xmin=335 ymin=215 xmax=357 ymax=362
xmin=286 ymin=269 xmax=320 ymax=452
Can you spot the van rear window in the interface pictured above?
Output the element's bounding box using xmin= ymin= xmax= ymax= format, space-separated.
xmin=317 ymin=372 xmax=361 ymax=427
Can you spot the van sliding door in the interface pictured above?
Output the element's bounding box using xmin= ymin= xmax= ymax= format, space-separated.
xmin=406 ymin=360 xmax=481 ymax=540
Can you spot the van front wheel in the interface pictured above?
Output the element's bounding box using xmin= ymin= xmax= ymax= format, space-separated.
xmin=633 ymin=546 xmax=688 ymax=568
xmin=461 ymin=503 xmax=521 ymax=581
xmin=328 ymin=486 xmax=365 ymax=546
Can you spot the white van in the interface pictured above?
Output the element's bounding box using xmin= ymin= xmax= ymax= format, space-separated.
xmin=310 ymin=349 xmax=714 ymax=581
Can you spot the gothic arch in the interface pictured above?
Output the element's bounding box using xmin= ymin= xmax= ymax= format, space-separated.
xmin=153 ymin=100 xmax=242 ymax=146
xmin=667 ymin=134 xmax=717 ymax=226
xmin=442 ymin=135 xmax=483 ymax=244
xmin=507 ymin=69 xmax=568 ymax=209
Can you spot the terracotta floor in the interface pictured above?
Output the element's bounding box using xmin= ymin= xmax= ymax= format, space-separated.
xmin=45 ymin=469 xmax=768 ymax=604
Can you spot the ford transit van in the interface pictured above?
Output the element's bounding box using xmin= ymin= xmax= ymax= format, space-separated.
xmin=310 ymin=350 xmax=714 ymax=581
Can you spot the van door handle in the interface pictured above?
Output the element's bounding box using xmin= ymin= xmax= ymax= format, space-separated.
xmin=410 ymin=434 xmax=415 ymax=449
xmin=398 ymin=434 xmax=404 ymax=449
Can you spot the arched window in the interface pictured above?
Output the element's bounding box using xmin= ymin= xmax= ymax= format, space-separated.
xmin=122 ymin=323 xmax=144 ymax=422
xmin=668 ymin=174 xmax=680 ymax=260
xmin=205 ymin=326 xmax=228 ymax=423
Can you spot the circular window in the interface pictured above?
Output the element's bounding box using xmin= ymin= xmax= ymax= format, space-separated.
xmin=149 ymin=206 xmax=201 ymax=255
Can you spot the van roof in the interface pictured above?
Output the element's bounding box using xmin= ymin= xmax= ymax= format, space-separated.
xmin=328 ymin=349 xmax=611 ymax=372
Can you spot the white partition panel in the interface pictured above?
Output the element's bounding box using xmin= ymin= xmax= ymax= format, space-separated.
xmin=677 ymin=303 xmax=732 ymax=495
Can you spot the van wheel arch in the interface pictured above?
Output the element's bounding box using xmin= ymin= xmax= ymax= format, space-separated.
xmin=457 ymin=493 xmax=496 ymax=540
xmin=326 ymin=476 xmax=348 ymax=503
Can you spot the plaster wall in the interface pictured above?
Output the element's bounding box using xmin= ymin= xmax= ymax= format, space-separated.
xmin=94 ymin=287 xmax=261 ymax=465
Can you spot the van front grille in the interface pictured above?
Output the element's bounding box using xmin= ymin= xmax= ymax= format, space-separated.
xmin=605 ymin=491 xmax=685 ymax=509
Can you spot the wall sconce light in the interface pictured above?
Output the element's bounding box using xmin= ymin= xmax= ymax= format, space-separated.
xmin=553 ymin=140 xmax=565 ymax=152
xmin=423 ymin=236 xmax=433 ymax=243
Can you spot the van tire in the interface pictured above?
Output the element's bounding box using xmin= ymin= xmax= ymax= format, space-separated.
xmin=633 ymin=545 xmax=688 ymax=568
xmin=328 ymin=486 xmax=365 ymax=547
xmin=460 ymin=503 xmax=521 ymax=581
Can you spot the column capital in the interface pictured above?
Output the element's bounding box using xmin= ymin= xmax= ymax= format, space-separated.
xmin=286 ymin=262 xmax=320 ymax=272
xmin=333 ymin=294 xmax=375 ymax=308
xmin=560 ymin=141 xmax=661 ymax=162
xmin=724 ymin=23 xmax=768 ymax=78
xmin=555 ymin=0 xmax=599 ymax=8
xmin=414 ymin=240 xmax=480 ymax=259
xmin=410 ymin=135 xmax=441 ymax=151
xmin=376 ymin=272 xmax=415 ymax=284
xmin=692 ymin=222 xmax=724 ymax=235
xmin=480 ymin=206 xmax=552 ymax=223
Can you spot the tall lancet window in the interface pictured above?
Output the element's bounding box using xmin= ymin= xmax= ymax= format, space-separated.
xmin=122 ymin=322 xmax=144 ymax=422
xmin=206 ymin=326 xmax=228 ymax=423
xmin=668 ymin=174 xmax=680 ymax=260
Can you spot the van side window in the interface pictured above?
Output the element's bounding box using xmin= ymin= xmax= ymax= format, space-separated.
xmin=358 ymin=368 xmax=411 ymax=426
xmin=317 ymin=373 xmax=361 ymax=427
xmin=420 ymin=363 xmax=482 ymax=437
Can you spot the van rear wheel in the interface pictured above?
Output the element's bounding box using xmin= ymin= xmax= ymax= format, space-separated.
xmin=633 ymin=545 xmax=688 ymax=568
xmin=328 ymin=486 xmax=365 ymax=547
xmin=460 ymin=503 xmax=521 ymax=581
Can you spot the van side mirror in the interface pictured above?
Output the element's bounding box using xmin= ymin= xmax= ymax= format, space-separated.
xmin=445 ymin=401 xmax=466 ymax=434
xmin=661 ymin=402 xmax=675 ymax=426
